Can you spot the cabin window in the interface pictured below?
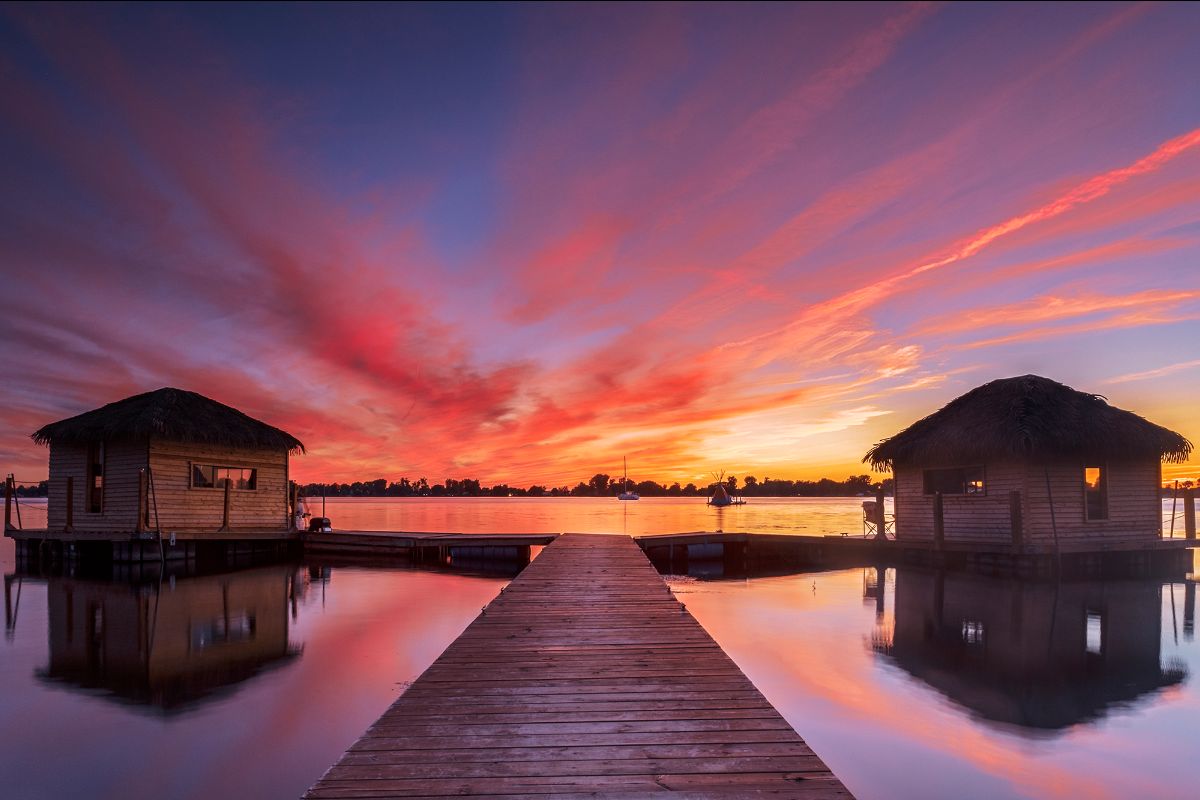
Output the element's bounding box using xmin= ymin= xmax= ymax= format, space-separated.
xmin=191 ymin=464 xmax=258 ymax=491
xmin=961 ymin=620 xmax=985 ymax=646
xmin=923 ymin=466 xmax=985 ymax=496
xmin=1086 ymin=610 xmax=1104 ymax=656
xmin=85 ymin=442 xmax=104 ymax=513
xmin=1084 ymin=465 xmax=1108 ymax=521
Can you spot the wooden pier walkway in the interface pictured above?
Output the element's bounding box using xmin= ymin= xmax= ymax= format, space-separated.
xmin=305 ymin=533 xmax=850 ymax=799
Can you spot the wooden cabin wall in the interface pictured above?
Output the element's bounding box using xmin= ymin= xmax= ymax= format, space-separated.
xmin=894 ymin=462 xmax=1026 ymax=544
xmin=47 ymin=441 xmax=148 ymax=532
xmin=147 ymin=439 xmax=289 ymax=531
xmin=1023 ymin=460 xmax=1161 ymax=544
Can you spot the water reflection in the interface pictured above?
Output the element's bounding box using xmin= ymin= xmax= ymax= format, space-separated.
xmin=37 ymin=566 xmax=301 ymax=712
xmin=874 ymin=570 xmax=1189 ymax=732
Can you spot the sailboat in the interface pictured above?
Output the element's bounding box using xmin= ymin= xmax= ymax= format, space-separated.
xmin=618 ymin=457 xmax=640 ymax=500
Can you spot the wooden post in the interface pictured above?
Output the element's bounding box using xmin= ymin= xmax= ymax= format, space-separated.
xmin=1009 ymin=490 xmax=1023 ymax=550
xmin=220 ymin=479 xmax=231 ymax=532
xmin=3 ymin=476 xmax=11 ymax=531
xmin=136 ymin=469 xmax=148 ymax=533
xmin=932 ymin=491 xmax=944 ymax=550
xmin=1185 ymin=487 xmax=1196 ymax=540
xmin=1184 ymin=582 xmax=1195 ymax=641
xmin=873 ymin=487 xmax=887 ymax=540
xmin=65 ymin=476 xmax=74 ymax=532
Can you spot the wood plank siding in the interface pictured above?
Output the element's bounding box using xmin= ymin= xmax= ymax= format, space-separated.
xmin=305 ymin=534 xmax=850 ymax=799
xmin=46 ymin=439 xmax=290 ymax=533
xmin=147 ymin=439 xmax=290 ymax=532
xmin=895 ymin=459 xmax=1162 ymax=546
xmin=47 ymin=441 xmax=147 ymax=532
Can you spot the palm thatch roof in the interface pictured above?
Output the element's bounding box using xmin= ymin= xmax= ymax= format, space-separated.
xmin=32 ymin=388 xmax=304 ymax=453
xmin=864 ymin=375 xmax=1190 ymax=469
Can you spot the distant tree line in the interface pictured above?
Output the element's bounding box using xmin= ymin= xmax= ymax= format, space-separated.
xmin=297 ymin=474 xmax=894 ymax=499
xmin=9 ymin=480 xmax=48 ymax=497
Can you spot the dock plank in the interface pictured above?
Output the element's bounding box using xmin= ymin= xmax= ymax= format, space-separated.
xmin=304 ymin=534 xmax=850 ymax=799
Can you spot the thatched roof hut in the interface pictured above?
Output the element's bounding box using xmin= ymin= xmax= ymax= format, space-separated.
xmin=864 ymin=375 xmax=1190 ymax=469
xmin=32 ymin=387 xmax=304 ymax=453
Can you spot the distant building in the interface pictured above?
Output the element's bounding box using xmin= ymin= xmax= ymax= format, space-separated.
xmin=864 ymin=375 xmax=1191 ymax=549
xmin=31 ymin=388 xmax=304 ymax=535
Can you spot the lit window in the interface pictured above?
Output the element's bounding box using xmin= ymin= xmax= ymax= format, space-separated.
xmin=86 ymin=442 xmax=104 ymax=513
xmin=1084 ymin=466 xmax=1107 ymax=521
xmin=1086 ymin=610 xmax=1103 ymax=655
xmin=191 ymin=465 xmax=258 ymax=491
xmin=962 ymin=620 xmax=985 ymax=646
xmin=923 ymin=467 xmax=986 ymax=496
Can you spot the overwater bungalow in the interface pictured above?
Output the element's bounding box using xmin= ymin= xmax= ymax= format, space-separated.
xmin=14 ymin=388 xmax=304 ymax=562
xmin=865 ymin=375 xmax=1192 ymax=551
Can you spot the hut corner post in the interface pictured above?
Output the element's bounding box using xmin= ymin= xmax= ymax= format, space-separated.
xmin=136 ymin=469 xmax=148 ymax=534
xmin=64 ymin=476 xmax=74 ymax=532
xmin=3 ymin=475 xmax=12 ymax=531
xmin=1185 ymin=486 xmax=1196 ymax=540
xmin=932 ymin=491 xmax=945 ymax=551
xmin=1009 ymin=490 xmax=1023 ymax=550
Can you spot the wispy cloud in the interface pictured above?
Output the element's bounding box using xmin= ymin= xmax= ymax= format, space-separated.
xmin=1107 ymin=359 xmax=1200 ymax=385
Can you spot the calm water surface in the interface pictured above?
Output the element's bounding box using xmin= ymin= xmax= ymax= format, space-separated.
xmin=2 ymin=497 xmax=1196 ymax=799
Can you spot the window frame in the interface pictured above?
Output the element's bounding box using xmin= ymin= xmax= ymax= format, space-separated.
xmin=1083 ymin=464 xmax=1108 ymax=522
xmin=922 ymin=465 xmax=987 ymax=497
xmin=189 ymin=463 xmax=259 ymax=492
xmin=85 ymin=441 xmax=104 ymax=513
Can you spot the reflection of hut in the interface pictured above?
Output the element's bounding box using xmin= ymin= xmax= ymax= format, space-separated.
xmin=39 ymin=565 xmax=299 ymax=711
xmin=864 ymin=375 xmax=1192 ymax=549
xmin=875 ymin=569 xmax=1186 ymax=731
xmin=32 ymin=388 xmax=304 ymax=535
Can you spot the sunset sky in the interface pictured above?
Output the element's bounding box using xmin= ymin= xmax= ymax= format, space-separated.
xmin=1 ymin=2 xmax=1198 ymax=486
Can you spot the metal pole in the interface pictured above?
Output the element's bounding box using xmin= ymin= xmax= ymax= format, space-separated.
xmin=3 ymin=475 xmax=11 ymax=531
xmin=1185 ymin=486 xmax=1196 ymax=540
xmin=874 ymin=487 xmax=887 ymax=540
xmin=1043 ymin=468 xmax=1061 ymax=572
xmin=932 ymin=491 xmax=944 ymax=550
xmin=1170 ymin=480 xmax=1179 ymax=538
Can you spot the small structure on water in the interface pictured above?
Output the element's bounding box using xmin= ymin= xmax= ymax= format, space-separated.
xmin=15 ymin=388 xmax=304 ymax=561
xmin=864 ymin=375 xmax=1192 ymax=550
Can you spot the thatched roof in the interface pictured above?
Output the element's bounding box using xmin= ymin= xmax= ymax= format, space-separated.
xmin=864 ymin=375 xmax=1190 ymax=469
xmin=32 ymin=388 xmax=304 ymax=453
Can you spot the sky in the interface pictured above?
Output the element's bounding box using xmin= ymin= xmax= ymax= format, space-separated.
xmin=1 ymin=1 xmax=1198 ymax=487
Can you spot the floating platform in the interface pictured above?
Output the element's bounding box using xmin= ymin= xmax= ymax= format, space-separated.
xmin=635 ymin=531 xmax=1196 ymax=580
xmin=304 ymin=533 xmax=850 ymax=799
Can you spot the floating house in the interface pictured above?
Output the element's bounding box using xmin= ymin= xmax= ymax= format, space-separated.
xmin=865 ymin=375 xmax=1191 ymax=551
xmin=23 ymin=388 xmax=303 ymax=559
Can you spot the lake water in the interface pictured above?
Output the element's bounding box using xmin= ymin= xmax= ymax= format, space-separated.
xmin=2 ymin=497 xmax=1197 ymax=798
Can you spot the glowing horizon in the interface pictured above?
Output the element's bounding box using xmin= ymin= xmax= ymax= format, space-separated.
xmin=1 ymin=3 xmax=1198 ymax=486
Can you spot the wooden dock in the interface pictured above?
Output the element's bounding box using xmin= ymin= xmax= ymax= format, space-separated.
xmin=304 ymin=533 xmax=850 ymax=798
